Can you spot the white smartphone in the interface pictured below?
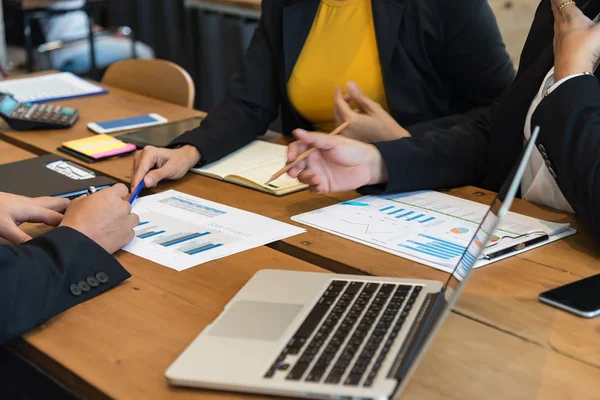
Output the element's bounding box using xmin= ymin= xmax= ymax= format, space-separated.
xmin=87 ymin=113 xmax=168 ymax=134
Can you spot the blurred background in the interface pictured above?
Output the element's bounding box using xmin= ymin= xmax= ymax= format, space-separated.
xmin=0 ymin=0 xmax=537 ymax=114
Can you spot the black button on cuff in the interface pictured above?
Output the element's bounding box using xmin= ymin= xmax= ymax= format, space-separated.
xmin=86 ymin=276 xmax=99 ymax=287
xmin=96 ymin=272 xmax=108 ymax=284
xmin=70 ymin=284 xmax=82 ymax=296
xmin=78 ymin=281 xmax=91 ymax=292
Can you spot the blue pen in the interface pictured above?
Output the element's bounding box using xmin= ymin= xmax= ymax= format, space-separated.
xmin=129 ymin=181 xmax=145 ymax=204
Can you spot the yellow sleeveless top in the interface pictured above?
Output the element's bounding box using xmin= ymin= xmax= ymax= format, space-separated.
xmin=287 ymin=0 xmax=388 ymax=132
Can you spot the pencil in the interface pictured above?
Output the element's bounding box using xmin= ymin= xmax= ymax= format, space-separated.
xmin=266 ymin=121 xmax=350 ymax=185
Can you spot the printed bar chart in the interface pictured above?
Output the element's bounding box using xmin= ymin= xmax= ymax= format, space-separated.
xmin=154 ymin=232 xmax=210 ymax=247
xmin=178 ymin=241 xmax=223 ymax=255
xmin=406 ymin=214 xmax=425 ymax=221
xmin=398 ymin=234 xmax=467 ymax=260
xmin=136 ymin=224 xmax=166 ymax=239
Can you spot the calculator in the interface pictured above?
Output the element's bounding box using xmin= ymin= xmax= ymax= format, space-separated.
xmin=0 ymin=92 xmax=79 ymax=130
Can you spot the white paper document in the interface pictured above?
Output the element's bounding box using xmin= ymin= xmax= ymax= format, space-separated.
xmin=124 ymin=190 xmax=305 ymax=271
xmin=292 ymin=191 xmax=576 ymax=274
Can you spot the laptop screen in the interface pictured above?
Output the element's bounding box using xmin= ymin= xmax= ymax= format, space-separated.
xmin=392 ymin=127 xmax=540 ymax=397
xmin=442 ymin=127 xmax=539 ymax=300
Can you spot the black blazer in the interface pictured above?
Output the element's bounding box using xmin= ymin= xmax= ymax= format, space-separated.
xmin=371 ymin=0 xmax=600 ymax=243
xmin=0 ymin=227 xmax=130 ymax=343
xmin=172 ymin=0 xmax=515 ymax=164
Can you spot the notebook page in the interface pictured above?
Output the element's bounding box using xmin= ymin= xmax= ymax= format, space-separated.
xmin=194 ymin=141 xmax=298 ymax=187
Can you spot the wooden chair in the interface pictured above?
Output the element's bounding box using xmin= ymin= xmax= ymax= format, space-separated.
xmin=102 ymin=59 xmax=195 ymax=108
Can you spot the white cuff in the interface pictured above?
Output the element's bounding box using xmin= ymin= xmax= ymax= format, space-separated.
xmin=545 ymin=73 xmax=592 ymax=97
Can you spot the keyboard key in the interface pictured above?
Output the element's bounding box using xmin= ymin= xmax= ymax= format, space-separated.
xmin=380 ymin=284 xmax=396 ymax=293
xmin=264 ymin=368 xmax=276 ymax=378
xmin=344 ymin=373 xmax=363 ymax=386
xmin=345 ymin=282 xmax=364 ymax=295
xmin=294 ymin=304 xmax=330 ymax=339
xmin=331 ymin=280 xmax=348 ymax=287
xmin=287 ymin=362 xmax=310 ymax=380
xmin=363 ymin=283 xmax=379 ymax=293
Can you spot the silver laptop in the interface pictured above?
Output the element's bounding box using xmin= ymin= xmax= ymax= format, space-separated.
xmin=166 ymin=128 xmax=541 ymax=399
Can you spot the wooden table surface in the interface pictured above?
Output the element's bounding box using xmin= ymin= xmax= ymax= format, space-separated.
xmin=1 ymin=80 xmax=599 ymax=399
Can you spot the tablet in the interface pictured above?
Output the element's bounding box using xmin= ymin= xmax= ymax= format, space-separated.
xmin=117 ymin=117 xmax=203 ymax=148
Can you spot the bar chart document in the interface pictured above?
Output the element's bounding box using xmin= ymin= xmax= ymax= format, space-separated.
xmin=292 ymin=191 xmax=575 ymax=273
xmin=124 ymin=190 xmax=305 ymax=271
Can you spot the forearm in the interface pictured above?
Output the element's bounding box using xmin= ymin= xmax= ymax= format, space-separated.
xmin=170 ymin=99 xmax=275 ymax=165
xmin=0 ymin=227 xmax=130 ymax=343
xmin=360 ymin=111 xmax=492 ymax=195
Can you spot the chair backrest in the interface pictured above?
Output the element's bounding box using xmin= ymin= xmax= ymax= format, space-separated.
xmin=102 ymin=59 xmax=195 ymax=108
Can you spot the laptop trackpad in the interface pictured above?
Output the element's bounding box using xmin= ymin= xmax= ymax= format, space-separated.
xmin=208 ymin=300 xmax=303 ymax=341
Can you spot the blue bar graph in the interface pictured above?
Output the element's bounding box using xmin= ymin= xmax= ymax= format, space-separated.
xmin=379 ymin=206 xmax=394 ymax=212
xmin=162 ymin=232 xmax=209 ymax=247
xmin=136 ymin=221 xmax=149 ymax=227
xmin=388 ymin=208 xmax=405 ymax=215
xmin=419 ymin=217 xmax=435 ymax=224
xmin=138 ymin=230 xmax=166 ymax=239
xmin=406 ymin=214 xmax=425 ymax=221
xmin=398 ymin=234 xmax=466 ymax=260
xmin=187 ymin=243 xmax=223 ymax=255
xmin=395 ymin=211 xmax=414 ymax=219
xmin=135 ymin=225 xmax=158 ymax=237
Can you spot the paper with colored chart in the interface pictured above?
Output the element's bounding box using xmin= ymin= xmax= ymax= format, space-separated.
xmin=292 ymin=191 xmax=575 ymax=274
xmin=123 ymin=190 xmax=305 ymax=271
xmin=62 ymin=134 xmax=136 ymax=160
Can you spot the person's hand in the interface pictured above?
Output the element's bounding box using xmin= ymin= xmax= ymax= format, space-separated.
xmin=60 ymin=184 xmax=140 ymax=254
xmin=286 ymin=129 xmax=388 ymax=193
xmin=0 ymin=192 xmax=69 ymax=244
xmin=130 ymin=145 xmax=201 ymax=192
xmin=333 ymin=82 xmax=410 ymax=143
xmin=552 ymin=0 xmax=600 ymax=81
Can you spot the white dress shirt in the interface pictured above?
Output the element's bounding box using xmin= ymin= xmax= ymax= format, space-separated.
xmin=521 ymin=67 xmax=579 ymax=213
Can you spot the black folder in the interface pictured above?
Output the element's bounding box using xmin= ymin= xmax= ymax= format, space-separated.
xmin=0 ymin=154 xmax=116 ymax=198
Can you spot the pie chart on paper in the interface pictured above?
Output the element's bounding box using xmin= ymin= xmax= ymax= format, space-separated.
xmin=450 ymin=227 xmax=470 ymax=234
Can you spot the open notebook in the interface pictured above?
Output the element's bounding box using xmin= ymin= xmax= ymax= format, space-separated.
xmin=191 ymin=141 xmax=308 ymax=196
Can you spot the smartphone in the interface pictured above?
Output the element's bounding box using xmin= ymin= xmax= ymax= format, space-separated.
xmin=539 ymin=274 xmax=600 ymax=318
xmin=117 ymin=116 xmax=202 ymax=148
xmin=87 ymin=113 xmax=168 ymax=134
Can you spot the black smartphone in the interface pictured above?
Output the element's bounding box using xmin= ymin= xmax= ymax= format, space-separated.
xmin=117 ymin=116 xmax=202 ymax=148
xmin=539 ymin=274 xmax=600 ymax=318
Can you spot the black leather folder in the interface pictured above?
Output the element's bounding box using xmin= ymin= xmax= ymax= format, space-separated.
xmin=0 ymin=154 xmax=116 ymax=198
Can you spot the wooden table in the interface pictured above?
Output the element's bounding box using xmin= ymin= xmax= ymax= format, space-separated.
xmin=2 ymin=80 xmax=600 ymax=398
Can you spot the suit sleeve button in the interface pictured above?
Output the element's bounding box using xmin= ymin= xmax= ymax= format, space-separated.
xmin=70 ymin=284 xmax=82 ymax=296
xmin=86 ymin=276 xmax=99 ymax=287
xmin=96 ymin=272 xmax=108 ymax=284
xmin=78 ymin=281 xmax=91 ymax=292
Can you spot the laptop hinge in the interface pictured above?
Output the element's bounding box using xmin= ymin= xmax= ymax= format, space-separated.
xmin=387 ymin=291 xmax=446 ymax=382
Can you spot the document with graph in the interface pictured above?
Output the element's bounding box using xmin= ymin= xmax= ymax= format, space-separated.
xmin=292 ymin=191 xmax=575 ymax=273
xmin=123 ymin=190 xmax=305 ymax=271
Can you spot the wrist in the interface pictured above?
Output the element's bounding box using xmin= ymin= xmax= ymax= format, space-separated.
xmin=554 ymin=61 xmax=594 ymax=82
xmin=366 ymin=145 xmax=388 ymax=185
xmin=180 ymin=145 xmax=202 ymax=167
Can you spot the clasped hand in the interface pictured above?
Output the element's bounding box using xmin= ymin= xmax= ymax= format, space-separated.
xmin=552 ymin=0 xmax=600 ymax=81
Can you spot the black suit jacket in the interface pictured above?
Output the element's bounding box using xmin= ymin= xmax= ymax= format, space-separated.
xmin=372 ymin=0 xmax=600 ymax=243
xmin=172 ymin=0 xmax=514 ymax=164
xmin=0 ymin=227 xmax=130 ymax=344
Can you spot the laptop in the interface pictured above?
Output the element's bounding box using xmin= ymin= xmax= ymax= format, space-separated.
xmin=166 ymin=128 xmax=541 ymax=399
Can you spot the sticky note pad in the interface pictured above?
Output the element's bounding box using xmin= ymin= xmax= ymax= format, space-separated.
xmin=62 ymin=134 xmax=137 ymax=160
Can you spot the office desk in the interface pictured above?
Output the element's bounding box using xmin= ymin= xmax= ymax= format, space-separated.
xmin=0 ymin=149 xmax=597 ymax=399
xmin=2 ymin=78 xmax=600 ymax=398
xmin=0 ymin=139 xmax=36 ymax=163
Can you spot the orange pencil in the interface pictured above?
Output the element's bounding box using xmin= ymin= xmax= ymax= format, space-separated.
xmin=266 ymin=121 xmax=350 ymax=185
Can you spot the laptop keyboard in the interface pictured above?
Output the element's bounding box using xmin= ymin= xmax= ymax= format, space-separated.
xmin=264 ymin=280 xmax=422 ymax=388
